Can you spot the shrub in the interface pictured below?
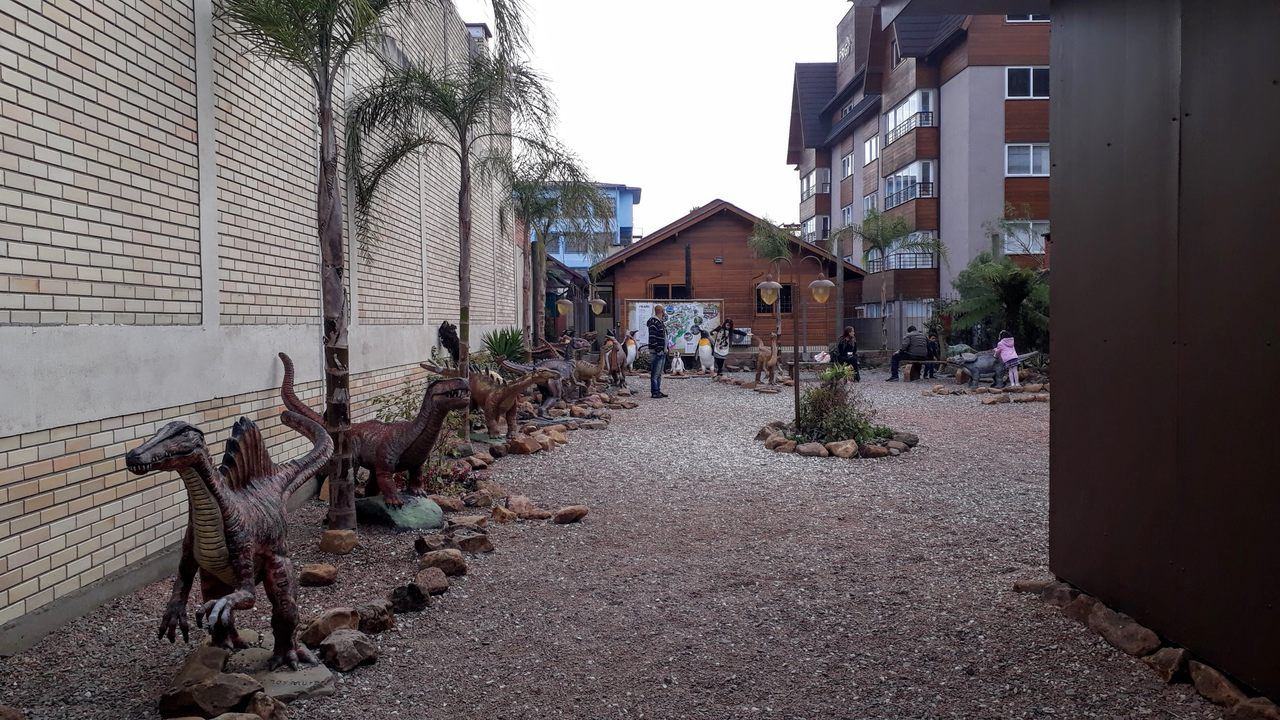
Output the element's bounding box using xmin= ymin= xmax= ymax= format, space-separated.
xmin=820 ymin=363 xmax=855 ymax=383
xmin=632 ymin=352 xmax=651 ymax=371
xmin=482 ymin=327 xmax=527 ymax=362
xmin=795 ymin=373 xmax=879 ymax=446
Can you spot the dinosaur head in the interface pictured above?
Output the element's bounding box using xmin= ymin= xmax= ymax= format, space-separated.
xmin=126 ymin=421 xmax=207 ymax=475
xmin=425 ymin=376 xmax=469 ymax=412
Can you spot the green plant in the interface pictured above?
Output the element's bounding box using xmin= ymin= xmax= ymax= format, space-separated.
xmin=795 ymin=372 xmax=880 ymax=446
xmin=632 ymin=352 xmax=651 ymax=372
xmin=950 ymin=252 xmax=1049 ymax=351
xmin=370 ymin=376 xmax=425 ymax=423
xmin=819 ymin=363 xmax=855 ymax=383
xmin=834 ymin=209 xmax=935 ymax=350
xmin=482 ymin=327 xmax=527 ymax=362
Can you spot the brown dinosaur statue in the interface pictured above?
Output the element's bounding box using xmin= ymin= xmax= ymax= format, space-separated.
xmin=501 ymin=357 xmax=573 ymax=415
xmin=599 ymin=336 xmax=627 ymax=389
xmin=125 ymin=411 xmax=333 ymax=670
xmin=278 ymin=353 xmax=468 ymax=506
xmin=421 ymin=362 xmax=558 ymax=438
xmin=754 ymin=331 xmax=780 ymax=386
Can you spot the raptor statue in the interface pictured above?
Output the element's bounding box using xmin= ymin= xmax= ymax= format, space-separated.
xmin=125 ymin=411 xmax=333 ymax=670
xmin=754 ymin=331 xmax=780 ymax=386
xmin=420 ymin=362 xmax=560 ymax=439
xmin=501 ymin=355 xmax=576 ymax=416
xmin=278 ymin=353 xmax=468 ymax=506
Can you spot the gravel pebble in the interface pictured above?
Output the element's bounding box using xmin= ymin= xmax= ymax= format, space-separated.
xmin=0 ymin=369 xmax=1225 ymax=719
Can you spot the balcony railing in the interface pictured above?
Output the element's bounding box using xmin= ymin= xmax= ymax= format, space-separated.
xmin=883 ymin=181 xmax=935 ymax=210
xmin=867 ymin=251 xmax=938 ymax=273
xmin=800 ymin=182 xmax=832 ymax=201
xmin=885 ymin=111 xmax=935 ymax=146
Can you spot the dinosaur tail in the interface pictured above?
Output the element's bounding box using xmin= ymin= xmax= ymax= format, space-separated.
xmin=501 ymin=359 xmax=534 ymax=374
xmin=278 ymin=352 xmax=325 ymax=425
xmin=278 ymin=410 xmax=334 ymax=499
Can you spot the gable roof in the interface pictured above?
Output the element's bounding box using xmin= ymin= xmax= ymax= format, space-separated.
xmin=786 ymin=63 xmax=837 ymax=165
xmin=591 ymin=199 xmax=865 ymax=278
xmin=893 ymin=15 xmax=966 ymax=58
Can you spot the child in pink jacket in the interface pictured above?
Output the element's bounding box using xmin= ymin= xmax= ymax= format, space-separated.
xmin=994 ymin=331 xmax=1021 ymax=387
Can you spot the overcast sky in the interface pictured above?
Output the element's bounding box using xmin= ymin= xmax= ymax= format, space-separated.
xmin=456 ymin=0 xmax=849 ymax=235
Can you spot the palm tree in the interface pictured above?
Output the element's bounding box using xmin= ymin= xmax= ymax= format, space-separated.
xmin=837 ymin=209 xmax=939 ymax=350
xmin=346 ymin=50 xmax=554 ymax=351
xmin=748 ymin=219 xmax=794 ymax=337
xmin=219 ymin=0 xmax=527 ymax=531
xmin=950 ymin=252 xmax=1049 ymax=350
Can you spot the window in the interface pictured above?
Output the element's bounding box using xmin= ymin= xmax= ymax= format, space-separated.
xmin=1006 ymin=144 xmax=1050 ymax=176
xmin=800 ymin=168 xmax=831 ymax=200
xmin=863 ymin=193 xmax=877 ymax=217
xmin=1006 ymin=14 xmax=1050 ymax=22
xmin=884 ymin=161 xmax=935 ymax=209
xmin=802 ymin=216 xmax=818 ymax=243
xmin=891 ymin=39 xmax=903 ymax=67
xmin=841 ymin=205 xmax=853 ymax=227
xmin=651 ymin=284 xmax=688 ymax=300
xmin=820 ymin=216 xmax=831 ymax=240
xmin=884 ymin=90 xmax=935 ymax=144
xmin=863 ymin=135 xmax=879 ymax=165
xmin=757 ymin=284 xmax=793 ymax=314
xmin=1006 ymin=67 xmax=1050 ymax=99
xmin=841 ymin=152 xmax=854 ymax=178
xmin=595 ymin=288 xmax=614 ymax=316
xmin=1003 ymin=221 xmax=1050 ymax=254
xmin=842 ymin=102 xmax=854 ymax=118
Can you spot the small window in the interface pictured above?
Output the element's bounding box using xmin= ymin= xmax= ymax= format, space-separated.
xmin=863 ymin=193 xmax=877 ymax=217
xmin=841 ymin=153 xmax=854 ymax=179
xmin=1006 ymin=67 xmax=1050 ymax=99
xmin=891 ymin=39 xmax=903 ymax=67
xmin=820 ymin=216 xmax=831 ymax=240
xmin=1006 ymin=14 xmax=1050 ymax=22
xmin=757 ymin=284 xmax=794 ymax=315
xmin=1003 ymin=221 xmax=1050 ymax=254
xmin=841 ymin=205 xmax=853 ymax=227
xmin=651 ymin=284 xmax=687 ymax=300
xmin=863 ymin=135 xmax=879 ymax=165
xmin=1006 ymin=144 xmax=1050 ymax=176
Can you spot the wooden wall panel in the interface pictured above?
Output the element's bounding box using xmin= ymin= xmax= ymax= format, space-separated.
xmin=860 ymin=269 xmax=938 ymax=303
xmin=1005 ymin=100 xmax=1050 ymax=142
xmin=862 ymin=161 xmax=881 ymax=197
xmin=880 ymin=127 xmax=940 ymax=177
xmin=940 ymin=36 xmax=970 ymax=84
xmin=883 ymin=198 xmax=939 ymax=232
xmin=965 ymin=14 xmax=1050 ymax=66
xmin=1005 ymin=178 xmax=1050 ymax=217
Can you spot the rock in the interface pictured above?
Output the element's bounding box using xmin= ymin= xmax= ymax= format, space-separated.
xmin=860 ymin=445 xmax=890 ymax=458
xmin=318 ymin=529 xmax=357 ymax=555
xmin=755 ymin=386 xmax=781 ymax=394
xmin=570 ymin=405 xmax=589 ymax=418
xmin=387 ymin=583 xmax=430 ymax=612
xmin=209 ymin=714 xmax=261 ymax=720
xmin=1039 ymin=581 xmax=1080 ymax=608
xmin=886 ymin=440 xmax=910 ymax=452
xmin=1143 ymin=647 xmax=1190 ymax=683
xmin=755 ymin=427 xmax=775 ymax=441
xmin=466 ymin=455 xmax=488 ymax=469
xmin=825 ymin=440 xmax=860 ymax=458
xmin=0 ymin=708 xmax=24 ymax=720
xmin=1190 ymin=661 xmax=1248 ymax=707
xmin=774 ymin=440 xmax=797 ymax=453
xmin=319 ymin=629 xmax=379 ymax=672
xmin=298 ymin=563 xmax=337 ymax=587
xmin=354 ymin=599 xmax=395 ymax=634
xmin=491 ymin=505 xmax=518 ymax=523
xmin=225 ymin=647 xmax=335 ymax=702
xmin=449 ymin=514 xmax=488 ymax=528
xmin=973 ymin=386 xmax=990 ymax=394
xmin=1033 ymin=393 xmax=1051 ymax=402
xmin=160 ymin=671 xmax=262 ymax=719
xmin=552 ymin=505 xmax=590 ymax=524
xmin=534 ymin=434 xmax=555 ymax=451
xmin=414 ymin=567 xmax=450 ymax=595
xmin=981 ymin=394 xmax=1010 ymax=405
xmin=487 ymin=443 xmax=508 ymax=459
xmin=506 ymin=434 xmax=542 ymax=454
xmin=473 ymin=451 xmax=496 ymax=465
xmin=889 ymin=448 xmax=901 ymax=456
xmin=355 ymin=495 xmax=444 ymax=531
xmin=299 ymin=607 xmax=360 ymax=647
xmin=159 ymin=646 xmax=232 ymax=716
xmin=418 ymin=548 xmax=467 ymax=576
xmin=891 ymin=432 xmax=920 ymax=447
xmin=461 ymin=491 xmax=492 ymax=508
xmin=1087 ymin=605 xmax=1162 ymax=656
xmin=451 ymin=531 xmax=495 ymax=554
xmin=518 ymin=508 xmax=553 ymax=520
xmin=1023 ymin=383 xmax=1045 ymax=392
xmin=1061 ymin=593 xmax=1100 ymax=624
xmin=428 ymin=494 xmax=465 ymax=512
xmin=1012 ymin=394 xmax=1038 ymax=403
xmin=1229 ymin=698 xmax=1280 ymax=720
xmin=475 ymin=478 xmax=507 ymax=497
xmin=580 ymin=419 xmax=608 ymax=430
xmin=1012 ymin=578 xmax=1056 ymax=594
xmin=764 ymin=434 xmax=789 ymax=450
xmin=244 ymin=691 xmax=288 ymax=720
xmin=508 ymin=495 xmax=539 ymax=514
xmin=452 ymin=443 xmax=476 ymax=458
xmin=414 ymin=534 xmax=451 ymax=554
xmin=796 ymin=442 xmax=829 ymax=457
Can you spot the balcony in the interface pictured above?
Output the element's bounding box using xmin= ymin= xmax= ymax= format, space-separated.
xmin=800 ymin=182 xmax=832 ymax=201
xmin=884 ymin=181 xmax=935 ymax=210
xmin=867 ymin=251 xmax=937 ymax=273
xmin=886 ymin=111 xmax=934 ymax=146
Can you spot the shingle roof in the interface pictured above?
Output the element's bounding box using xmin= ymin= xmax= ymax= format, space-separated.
xmin=893 ymin=15 xmax=965 ymax=58
xmin=787 ymin=63 xmax=837 ymax=163
xmin=824 ymin=94 xmax=882 ymax=146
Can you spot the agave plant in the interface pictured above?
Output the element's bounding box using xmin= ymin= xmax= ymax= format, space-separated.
xmin=481 ymin=327 xmax=527 ymax=362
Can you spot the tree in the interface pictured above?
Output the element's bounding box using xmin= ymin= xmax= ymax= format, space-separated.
xmin=220 ymin=0 xmax=526 ymax=531
xmin=347 ymin=49 xmax=553 ymax=351
xmin=986 ymin=202 xmax=1049 ymax=271
xmin=748 ymin=219 xmax=794 ymax=337
xmin=950 ymin=252 xmax=1049 ymax=351
xmin=837 ymin=209 xmax=939 ymax=350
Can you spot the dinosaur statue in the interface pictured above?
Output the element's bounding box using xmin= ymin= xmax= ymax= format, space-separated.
xmin=754 ymin=332 xmax=780 ymax=386
xmin=421 ymin=362 xmax=559 ymax=439
xmin=125 ymin=411 xmax=333 ymax=670
xmin=501 ymin=357 xmax=575 ymax=415
xmin=278 ymin=353 xmax=468 ymax=506
xmin=599 ymin=337 xmax=627 ymax=389
xmin=951 ymin=350 xmax=1040 ymax=388
xmin=438 ymin=320 xmax=466 ymax=366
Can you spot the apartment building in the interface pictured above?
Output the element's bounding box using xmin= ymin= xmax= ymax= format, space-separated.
xmin=0 ymin=0 xmax=520 ymax=647
xmin=543 ymin=182 xmax=643 ymax=271
xmin=786 ymin=7 xmax=1050 ymax=336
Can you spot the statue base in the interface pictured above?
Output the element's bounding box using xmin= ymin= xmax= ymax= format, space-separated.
xmin=355 ymin=495 xmax=444 ymax=531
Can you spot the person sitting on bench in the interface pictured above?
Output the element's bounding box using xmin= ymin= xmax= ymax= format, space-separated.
xmin=887 ymin=325 xmax=928 ymax=382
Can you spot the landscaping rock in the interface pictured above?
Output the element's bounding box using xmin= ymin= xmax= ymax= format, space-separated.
xmin=451 ymin=530 xmax=494 ymax=554
xmin=860 ymin=445 xmax=890 ymax=458
xmin=1228 ymin=698 xmax=1280 ymax=720
xmin=473 ymin=451 xmax=496 ymax=465
xmin=506 ymin=434 xmax=542 ymax=454
xmin=299 ymin=608 xmax=360 ymax=647
xmin=889 ymin=448 xmax=901 ymax=456
xmin=580 ymin=419 xmax=608 ymax=430
xmin=552 ymin=505 xmax=590 ymax=524
xmin=449 ymin=514 xmax=488 ymax=528
xmin=355 ymin=495 xmax=444 ymax=531
xmin=1143 ymin=647 xmax=1190 ymax=683
xmin=244 ymin=691 xmax=288 ymax=720
xmin=825 ymin=440 xmax=859 ymax=458
xmin=1039 ymin=581 xmax=1080 ymax=608
xmin=755 ymin=386 xmax=781 ymax=394
xmin=1061 ymin=593 xmax=1100 ymax=624
xmin=466 ymin=455 xmax=488 ymax=469
xmin=414 ymin=567 xmax=450 ymax=595
xmin=488 ymin=443 xmax=508 ymax=459
xmin=755 ymin=427 xmax=775 ymax=441
xmin=891 ymin=432 xmax=921 ymax=447
xmin=519 ymin=508 xmax=554 ymax=520
xmin=319 ymin=629 xmax=379 ymax=672
xmin=387 ymin=584 xmax=430 ymax=613
xmin=414 ymin=534 xmax=452 ymax=554
xmin=796 ymin=442 xmax=829 ymax=457
xmin=508 ymin=495 xmax=539 ymax=514
xmin=981 ymin=394 xmax=1010 ymax=405
xmin=764 ymin=434 xmax=789 ymax=450
xmin=774 ymin=440 xmax=797 ymax=453
xmin=298 ymin=563 xmax=337 ymax=587
xmin=1012 ymin=578 xmax=1056 ymax=594
xmin=491 ymin=505 xmax=518 ymax=523
xmin=1190 ymin=661 xmax=1248 ymax=707
xmin=224 ymin=647 xmax=335 ymax=702
xmin=886 ymin=440 xmax=910 ymax=452
xmin=418 ymin=548 xmax=467 ymax=576
xmin=209 ymin=713 xmax=261 ymax=720
xmin=1087 ymin=605 xmax=1162 ymax=657
xmin=1023 ymin=383 xmax=1045 ymax=393
xmin=318 ymin=529 xmax=357 ymax=555
xmin=462 ymin=491 xmax=492 ymax=508
xmin=159 ymin=646 xmax=232 ymax=716
xmin=0 ymin=708 xmax=22 ymax=720
xmin=428 ymin=494 xmax=464 ymax=512
xmin=354 ymin=599 xmax=395 ymax=634
xmin=160 ymin=670 xmax=261 ymax=719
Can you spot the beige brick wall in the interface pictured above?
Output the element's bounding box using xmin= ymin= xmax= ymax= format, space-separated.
xmin=0 ymin=0 xmax=202 ymax=326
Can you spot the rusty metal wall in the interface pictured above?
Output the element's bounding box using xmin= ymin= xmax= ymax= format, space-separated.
xmin=1049 ymin=0 xmax=1280 ymax=699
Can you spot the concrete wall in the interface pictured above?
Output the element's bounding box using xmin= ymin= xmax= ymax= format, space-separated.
xmin=0 ymin=0 xmax=518 ymax=635
xmin=938 ymin=65 xmax=1006 ymax=294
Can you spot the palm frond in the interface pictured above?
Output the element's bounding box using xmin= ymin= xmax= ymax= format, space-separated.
xmin=749 ymin=219 xmax=794 ymax=261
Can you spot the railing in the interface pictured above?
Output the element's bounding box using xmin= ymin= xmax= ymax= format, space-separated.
xmin=883 ymin=181 xmax=934 ymax=210
xmin=867 ymin=252 xmax=937 ymax=273
xmin=885 ymin=111 xmax=935 ymax=146
xmin=800 ymin=182 xmax=832 ymax=201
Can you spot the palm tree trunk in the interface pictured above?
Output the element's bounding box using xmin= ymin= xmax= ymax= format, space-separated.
xmin=458 ymin=144 xmax=473 ymax=348
xmin=533 ymin=227 xmax=547 ymax=344
xmin=880 ymin=279 xmax=889 ymax=351
xmin=317 ymin=90 xmax=354 ymax=531
xmin=831 ymin=234 xmax=844 ymax=337
xmin=521 ymin=230 xmax=532 ymax=348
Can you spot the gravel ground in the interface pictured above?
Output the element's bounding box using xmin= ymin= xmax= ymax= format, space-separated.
xmin=0 ymin=369 xmax=1225 ymax=719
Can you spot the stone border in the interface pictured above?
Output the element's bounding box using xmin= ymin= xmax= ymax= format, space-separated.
xmin=754 ymin=422 xmax=920 ymax=459
xmin=921 ymin=382 xmax=1051 ymax=404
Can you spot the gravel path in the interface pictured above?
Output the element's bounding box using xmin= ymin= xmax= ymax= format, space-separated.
xmin=0 ymin=370 xmax=1224 ymax=719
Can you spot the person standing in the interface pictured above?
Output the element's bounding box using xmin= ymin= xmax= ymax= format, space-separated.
xmin=993 ymin=330 xmax=1022 ymax=388
xmin=923 ymin=333 xmax=940 ymax=379
xmin=887 ymin=325 xmax=928 ymax=381
xmin=709 ymin=319 xmax=747 ymax=376
xmin=835 ymin=326 xmax=861 ymax=381
xmin=647 ymin=305 xmax=668 ymax=398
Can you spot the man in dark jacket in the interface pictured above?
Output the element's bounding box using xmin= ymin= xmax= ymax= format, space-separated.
xmin=646 ymin=305 xmax=668 ymax=398
xmin=887 ymin=325 xmax=928 ymax=381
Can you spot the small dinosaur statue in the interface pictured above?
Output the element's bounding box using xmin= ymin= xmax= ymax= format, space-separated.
xmin=278 ymin=353 xmax=468 ymax=506
xmin=754 ymin=331 xmax=780 ymax=386
xmin=501 ymin=357 xmax=574 ymax=415
xmin=420 ymin=362 xmax=557 ymax=438
xmin=599 ymin=337 xmax=627 ymax=389
xmin=125 ymin=411 xmax=333 ymax=670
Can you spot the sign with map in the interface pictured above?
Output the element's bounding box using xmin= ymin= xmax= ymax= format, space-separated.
xmin=625 ymin=299 xmax=723 ymax=355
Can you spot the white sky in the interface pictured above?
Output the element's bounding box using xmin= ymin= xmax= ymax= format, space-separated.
xmin=455 ymin=0 xmax=850 ymax=234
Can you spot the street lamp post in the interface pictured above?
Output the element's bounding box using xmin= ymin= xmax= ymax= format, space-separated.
xmin=756 ymin=256 xmax=835 ymax=427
